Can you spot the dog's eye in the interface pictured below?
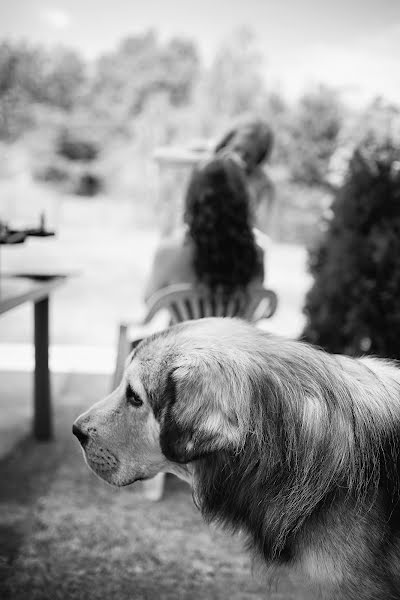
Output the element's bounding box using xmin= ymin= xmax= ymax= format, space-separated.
xmin=126 ymin=385 xmax=143 ymax=407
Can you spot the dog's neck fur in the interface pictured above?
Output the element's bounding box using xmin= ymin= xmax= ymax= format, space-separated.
xmin=189 ymin=453 xmax=400 ymax=599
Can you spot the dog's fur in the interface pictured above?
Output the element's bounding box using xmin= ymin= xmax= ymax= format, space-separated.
xmin=74 ymin=318 xmax=400 ymax=599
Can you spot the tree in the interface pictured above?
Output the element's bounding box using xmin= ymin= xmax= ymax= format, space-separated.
xmin=40 ymin=47 xmax=86 ymax=110
xmin=0 ymin=42 xmax=43 ymax=139
xmin=204 ymin=28 xmax=267 ymax=119
xmin=89 ymin=31 xmax=200 ymax=124
xmin=302 ymin=135 xmax=400 ymax=359
xmin=287 ymin=86 xmax=343 ymax=189
xmin=0 ymin=42 xmax=86 ymax=139
xmin=161 ymin=38 xmax=200 ymax=106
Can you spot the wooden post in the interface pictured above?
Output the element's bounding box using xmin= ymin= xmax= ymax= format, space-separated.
xmin=33 ymin=296 xmax=52 ymax=440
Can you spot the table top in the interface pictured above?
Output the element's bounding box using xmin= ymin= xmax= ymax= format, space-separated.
xmin=0 ymin=274 xmax=67 ymax=315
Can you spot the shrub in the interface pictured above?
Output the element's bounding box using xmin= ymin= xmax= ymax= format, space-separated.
xmin=56 ymin=128 xmax=99 ymax=162
xmin=302 ymin=137 xmax=400 ymax=359
xmin=34 ymin=162 xmax=70 ymax=184
xmin=74 ymin=171 xmax=103 ymax=196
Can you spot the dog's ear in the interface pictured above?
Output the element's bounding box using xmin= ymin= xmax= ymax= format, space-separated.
xmin=159 ymin=363 xmax=245 ymax=464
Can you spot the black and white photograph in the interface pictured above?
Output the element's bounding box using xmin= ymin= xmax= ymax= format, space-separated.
xmin=0 ymin=1 xmax=400 ymax=598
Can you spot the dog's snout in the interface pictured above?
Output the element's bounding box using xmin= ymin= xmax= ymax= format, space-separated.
xmin=72 ymin=423 xmax=89 ymax=447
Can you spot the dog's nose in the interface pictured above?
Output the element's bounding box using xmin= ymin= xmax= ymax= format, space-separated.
xmin=72 ymin=423 xmax=89 ymax=447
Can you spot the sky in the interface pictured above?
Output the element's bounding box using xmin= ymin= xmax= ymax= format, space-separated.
xmin=0 ymin=0 xmax=399 ymax=106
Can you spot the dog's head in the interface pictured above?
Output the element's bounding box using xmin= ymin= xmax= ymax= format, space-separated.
xmin=73 ymin=318 xmax=256 ymax=487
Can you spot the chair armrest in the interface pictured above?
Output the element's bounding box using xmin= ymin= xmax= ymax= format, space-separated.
xmin=112 ymin=321 xmax=151 ymax=391
xmin=251 ymin=289 xmax=278 ymax=322
xmin=112 ymin=310 xmax=171 ymax=391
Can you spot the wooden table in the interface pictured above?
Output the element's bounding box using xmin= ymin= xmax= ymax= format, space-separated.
xmin=0 ymin=274 xmax=67 ymax=440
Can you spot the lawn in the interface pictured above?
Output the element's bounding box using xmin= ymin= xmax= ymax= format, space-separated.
xmin=0 ymin=372 xmax=316 ymax=600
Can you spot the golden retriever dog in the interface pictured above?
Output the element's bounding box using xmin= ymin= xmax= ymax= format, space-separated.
xmin=73 ymin=318 xmax=400 ymax=599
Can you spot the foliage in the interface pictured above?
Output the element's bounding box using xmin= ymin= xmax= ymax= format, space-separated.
xmin=56 ymin=127 xmax=100 ymax=162
xmin=0 ymin=42 xmax=85 ymax=140
xmin=88 ymin=31 xmax=200 ymax=124
xmin=286 ymin=86 xmax=343 ymax=188
xmin=302 ymin=135 xmax=400 ymax=358
xmin=204 ymin=28 xmax=267 ymax=119
xmin=0 ymin=87 xmax=34 ymax=141
xmin=1 ymin=31 xmax=399 ymax=244
xmin=34 ymin=162 xmax=70 ymax=185
xmin=40 ymin=47 xmax=86 ymax=110
xmin=74 ymin=171 xmax=103 ymax=196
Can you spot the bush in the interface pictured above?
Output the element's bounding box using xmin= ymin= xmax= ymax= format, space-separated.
xmin=74 ymin=171 xmax=103 ymax=196
xmin=34 ymin=162 xmax=70 ymax=184
xmin=56 ymin=128 xmax=99 ymax=162
xmin=302 ymin=137 xmax=400 ymax=359
xmin=287 ymin=86 xmax=343 ymax=188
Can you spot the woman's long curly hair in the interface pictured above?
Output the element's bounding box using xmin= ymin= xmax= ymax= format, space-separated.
xmin=184 ymin=156 xmax=263 ymax=293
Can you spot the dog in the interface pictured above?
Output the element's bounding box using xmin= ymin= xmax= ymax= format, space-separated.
xmin=73 ymin=318 xmax=400 ymax=599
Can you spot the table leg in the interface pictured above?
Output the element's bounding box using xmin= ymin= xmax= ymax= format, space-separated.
xmin=33 ymin=296 xmax=52 ymax=440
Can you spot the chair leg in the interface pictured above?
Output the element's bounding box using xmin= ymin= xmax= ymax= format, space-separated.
xmin=142 ymin=473 xmax=166 ymax=501
xmin=112 ymin=323 xmax=130 ymax=391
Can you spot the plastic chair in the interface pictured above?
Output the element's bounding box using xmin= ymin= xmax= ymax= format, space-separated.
xmin=112 ymin=283 xmax=278 ymax=500
xmin=112 ymin=284 xmax=277 ymax=389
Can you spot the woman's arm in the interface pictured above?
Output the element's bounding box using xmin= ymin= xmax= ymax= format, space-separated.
xmin=144 ymin=245 xmax=169 ymax=304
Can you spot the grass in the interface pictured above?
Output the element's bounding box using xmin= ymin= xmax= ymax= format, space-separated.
xmin=0 ymin=373 xmax=315 ymax=600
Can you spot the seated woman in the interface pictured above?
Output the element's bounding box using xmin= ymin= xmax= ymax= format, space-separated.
xmin=144 ymin=155 xmax=264 ymax=303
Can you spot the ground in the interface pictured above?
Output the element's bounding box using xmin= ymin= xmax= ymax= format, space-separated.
xmin=0 ymin=372 xmax=316 ymax=600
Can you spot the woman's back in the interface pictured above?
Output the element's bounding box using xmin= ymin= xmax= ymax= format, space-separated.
xmin=144 ymin=228 xmax=196 ymax=301
xmin=145 ymin=156 xmax=265 ymax=303
xmin=144 ymin=226 xmax=265 ymax=302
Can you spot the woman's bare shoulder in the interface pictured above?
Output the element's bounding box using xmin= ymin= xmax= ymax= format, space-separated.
xmin=145 ymin=227 xmax=193 ymax=301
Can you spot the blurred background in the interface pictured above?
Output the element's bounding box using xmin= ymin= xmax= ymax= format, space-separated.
xmin=0 ymin=1 xmax=399 ymax=598
xmin=1 ymin=0 xmax=399 ymax=350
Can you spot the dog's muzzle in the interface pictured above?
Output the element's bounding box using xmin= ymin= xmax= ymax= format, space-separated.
xmin=72 ymin=419 xmax=119 ymax=475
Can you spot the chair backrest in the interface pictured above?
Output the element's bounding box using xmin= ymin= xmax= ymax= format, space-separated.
xmin=144 ymin=284 xmax=277 ymax=326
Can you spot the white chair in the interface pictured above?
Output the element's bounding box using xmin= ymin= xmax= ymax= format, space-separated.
xmin=112 ymin=283 xmax=278 ymax=500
